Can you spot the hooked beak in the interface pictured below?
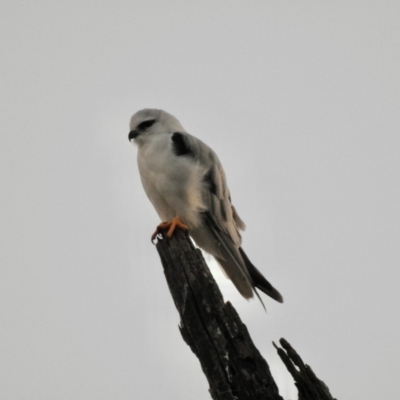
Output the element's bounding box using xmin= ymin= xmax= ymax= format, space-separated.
xmin=128 ymin=130 xmax=139 ymax=141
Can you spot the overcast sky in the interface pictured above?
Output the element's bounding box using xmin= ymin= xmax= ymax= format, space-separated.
xmin=1 ymin=1 xmax=399 ymax=399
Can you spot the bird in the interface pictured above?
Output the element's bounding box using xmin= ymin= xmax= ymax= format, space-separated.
xmin=128 ymin=108 xmax=283 ymax=307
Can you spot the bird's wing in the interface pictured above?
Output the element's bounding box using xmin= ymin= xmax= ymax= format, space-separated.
xmin=171 ymin=131 xmax=256 ymax=299
xmin=171 ymin=131 xmax=245 ymax=244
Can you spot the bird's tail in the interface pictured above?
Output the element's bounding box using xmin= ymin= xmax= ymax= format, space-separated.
xmin=195 ymin=212 xmax=283 ymax=305
xmin=198 ymin=213 xmax=255 ymax=299
xmin=214 ymin=255 xmax=254 ymax=299
xmin=239 ymin=247 xmax=284 ymax=304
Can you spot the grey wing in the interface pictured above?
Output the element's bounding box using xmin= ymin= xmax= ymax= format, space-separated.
xmin=172 ymin=132 xmax=254 ymax=299
xmin=171 ymin=131 xmax=245 ymax=242
xmin=201 ymin=151 xmax=246 ymax=245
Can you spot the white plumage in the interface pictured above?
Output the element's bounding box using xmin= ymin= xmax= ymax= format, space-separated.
xmin=129 ymin=109 xmax=283 ymax=306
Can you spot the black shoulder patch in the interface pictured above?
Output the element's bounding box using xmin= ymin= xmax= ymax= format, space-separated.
xmin=171 ymin=132 xmax=192 ymax=156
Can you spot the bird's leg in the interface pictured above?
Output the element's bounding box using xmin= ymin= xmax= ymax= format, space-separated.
xmin=158 ymin=216 xmax=189 ymax=237
xmin=165 ymin=216 xmax=189 ymax=237
xmin=151 ymin=216 xmax=188 ymax=240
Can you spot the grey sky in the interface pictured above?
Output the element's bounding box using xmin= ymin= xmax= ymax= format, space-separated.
xmin=1 ymin=1 xmax=399 ymax=399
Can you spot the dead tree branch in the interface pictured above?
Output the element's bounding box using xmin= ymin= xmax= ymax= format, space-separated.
xmin=154 ymin=229 xmax=336 ymax=400
xmin=273 ymin=339 xmax=337 ymax=400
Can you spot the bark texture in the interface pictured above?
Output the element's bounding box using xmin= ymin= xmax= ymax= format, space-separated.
xmin=154 ymin=229 xmax=336 ymax=400
xmin=273 ymin=339 xmax=337 ymax=400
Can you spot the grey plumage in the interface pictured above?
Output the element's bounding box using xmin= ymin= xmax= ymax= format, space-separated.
xmin=129 ymin=108 xmax=283 ymax=306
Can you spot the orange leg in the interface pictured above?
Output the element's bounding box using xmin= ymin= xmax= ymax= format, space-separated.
xmin=151 ymin=216 xmax=188 ymax=241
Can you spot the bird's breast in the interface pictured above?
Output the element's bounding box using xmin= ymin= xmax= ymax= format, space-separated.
xmin=137 ymin=134 xmax=206 ymax=227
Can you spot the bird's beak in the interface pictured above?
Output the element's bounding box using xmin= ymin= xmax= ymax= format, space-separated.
xmin=128 ymin=130 xmax=139 ymax=141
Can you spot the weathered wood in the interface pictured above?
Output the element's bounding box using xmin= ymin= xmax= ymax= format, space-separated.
xmin=155 ymin=229 xmax=283 ymax=400
xmin=273 ymin=339 xmax=337 ymax=400
xmin=154 ymin=229 xmax=337 ymax=400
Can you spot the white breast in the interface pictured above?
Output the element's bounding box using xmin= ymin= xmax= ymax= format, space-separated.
xmin=137 ymin=133 xmax=206 ymax=227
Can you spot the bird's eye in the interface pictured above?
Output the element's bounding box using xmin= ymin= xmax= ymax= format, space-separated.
xmin=138 ymin=119 xmax=156 ymax=130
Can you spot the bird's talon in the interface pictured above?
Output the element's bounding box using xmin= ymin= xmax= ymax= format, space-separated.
xmin=151 ymin=228 xmax=164 ymax=244
xmin=151 ymin=217 xmax=188 ymax=240
xmin=151 ymin=235 xmax=161 ymax=245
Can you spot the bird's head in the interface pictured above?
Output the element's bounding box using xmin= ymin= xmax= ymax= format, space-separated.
xmin=128 ymin=109 xmax=185 ymax=146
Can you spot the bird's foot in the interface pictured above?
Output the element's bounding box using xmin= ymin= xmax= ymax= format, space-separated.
xmin=151 ymin=216 xmax=188 ymax=243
